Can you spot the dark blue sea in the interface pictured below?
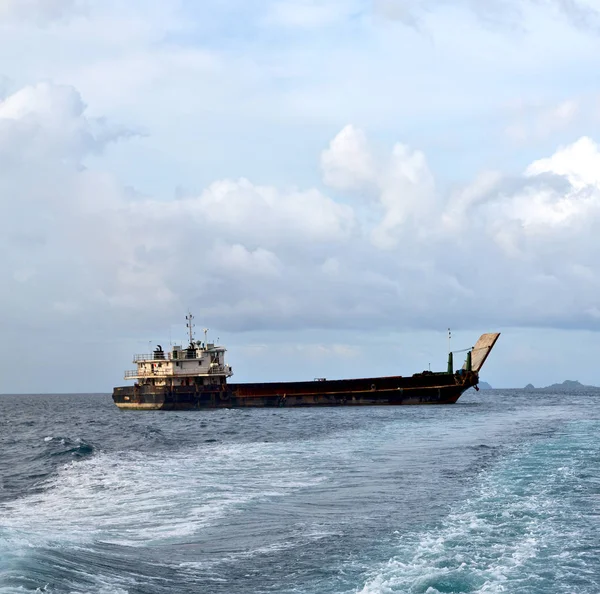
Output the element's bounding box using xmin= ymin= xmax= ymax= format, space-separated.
xmin=1 ymin=390 xmax=599 ymax=594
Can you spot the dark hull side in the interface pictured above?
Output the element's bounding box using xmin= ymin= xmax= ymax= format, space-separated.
xmin=112 ymin=371 xmax=479 ymax=410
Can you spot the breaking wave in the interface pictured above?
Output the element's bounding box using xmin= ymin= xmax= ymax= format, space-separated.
xmin=42 ymin=436 xmax=95 ymax=460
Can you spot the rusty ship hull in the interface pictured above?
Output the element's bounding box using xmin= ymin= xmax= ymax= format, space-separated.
xmin=112 ymin=371 xmax=479 ymax=410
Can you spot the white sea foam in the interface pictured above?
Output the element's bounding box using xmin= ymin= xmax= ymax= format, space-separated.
xmin=356 ymin=420 xmax=600 ymax=594
xmin=0 ymin=440 xmax=330 ymax=551
xmin=0 ymin=419 xmax=384 ymax=593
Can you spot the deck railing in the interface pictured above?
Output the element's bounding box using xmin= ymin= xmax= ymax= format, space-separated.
xmin=133 ymin=353 xmax=171 ymax=362
xmin=124 ymin=366 xmax=231 ymax=379
xmin=132 ymin=352 xmax=207 ymax=362
xmin=124 ymin=369 xmax=173 ymax=378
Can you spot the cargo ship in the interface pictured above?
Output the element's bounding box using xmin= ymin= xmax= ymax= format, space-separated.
xmin=112 ymin=315 xmax=500 ymax=410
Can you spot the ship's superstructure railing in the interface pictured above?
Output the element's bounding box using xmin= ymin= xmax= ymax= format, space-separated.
xmin=133 ymin=353 xmax=167 ymax=362
xmin=124 ymin=364 xmax=232 ymax=379
xmin=132 ymin=349 xmax=222 ymax=363
xmin=125 ymin=369 xmax=169 ymax=379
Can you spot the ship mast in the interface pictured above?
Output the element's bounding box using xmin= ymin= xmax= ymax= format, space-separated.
xmin=186 ymin=312 xmax=195 ymax=346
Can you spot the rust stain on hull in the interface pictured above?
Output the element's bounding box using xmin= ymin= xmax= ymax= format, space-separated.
xmin=112 ymin=371 xmax=479 ymax=411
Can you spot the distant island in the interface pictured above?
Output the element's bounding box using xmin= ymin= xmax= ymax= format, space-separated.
xmin=523 ymin=380 xmax=597 ymax=391
xmin=469 ymin=380 xmax=598 ymax=392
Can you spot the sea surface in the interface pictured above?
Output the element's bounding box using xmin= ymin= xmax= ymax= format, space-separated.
xmin=0 ymin=390 xmax=599 ymax=594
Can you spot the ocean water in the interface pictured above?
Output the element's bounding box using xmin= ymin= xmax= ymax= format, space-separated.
xmin=0 ymin=391 xmax=598 ymax=594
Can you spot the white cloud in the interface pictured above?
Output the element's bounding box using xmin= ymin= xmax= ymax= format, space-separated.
xmin=374 ymin=143 xmax=436 ymax=248
xmin=321 ymin=124 xmax=377 ymax=191
xmin=373 ymin=0 xmax=422 ymax=27
xmin=442 ymin=170 xmax=503 ymax=233
xmin=525 ymin=136 xmax=600 ymax=189
xmin=321 ymin=126 xmax=436 ymax=249
xmin=506 ymin=99 xmax=579 ymax=142
xmin=188 ymin=178 xmax=355 ymax=245
xmin=208 ymin=244 xmax=283 ymax=278
xmin=0 ymin=0 xmax=83 ymax=22
xmin=374 ymin=0 xmax=600 ymax=32
xmin=264 ymin=0 xmax=359 ymax=28
xmin=0 ymin=82 xmax=128 ymax=164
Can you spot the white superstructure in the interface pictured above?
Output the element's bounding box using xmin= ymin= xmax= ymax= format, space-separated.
xmin=124 ymin=314 xmax=233 ymax=387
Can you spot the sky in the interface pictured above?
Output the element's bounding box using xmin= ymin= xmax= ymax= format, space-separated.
xmin=2 ymin=0 xmax=600 ymax=392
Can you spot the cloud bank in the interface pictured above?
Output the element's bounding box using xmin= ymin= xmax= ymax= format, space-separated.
xmin=374 ymin=0 xmax=600 ymax=32
xmin=2 ymin=82 xmax=600 ymax=345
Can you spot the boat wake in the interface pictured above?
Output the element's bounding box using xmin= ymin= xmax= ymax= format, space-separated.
xmin=356 ymin=420 xmax=600 ymax=594
xmin=0 ymin=437 xmax=330 ymax=593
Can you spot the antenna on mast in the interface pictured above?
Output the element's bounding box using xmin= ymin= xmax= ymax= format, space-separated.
xmin=186 ymin=312 xmax=195 ymax=346
xmin=448 ymin=328 xmax=451 ymax=353
xmin=203 ymin=328 xmax=209 ymax=346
